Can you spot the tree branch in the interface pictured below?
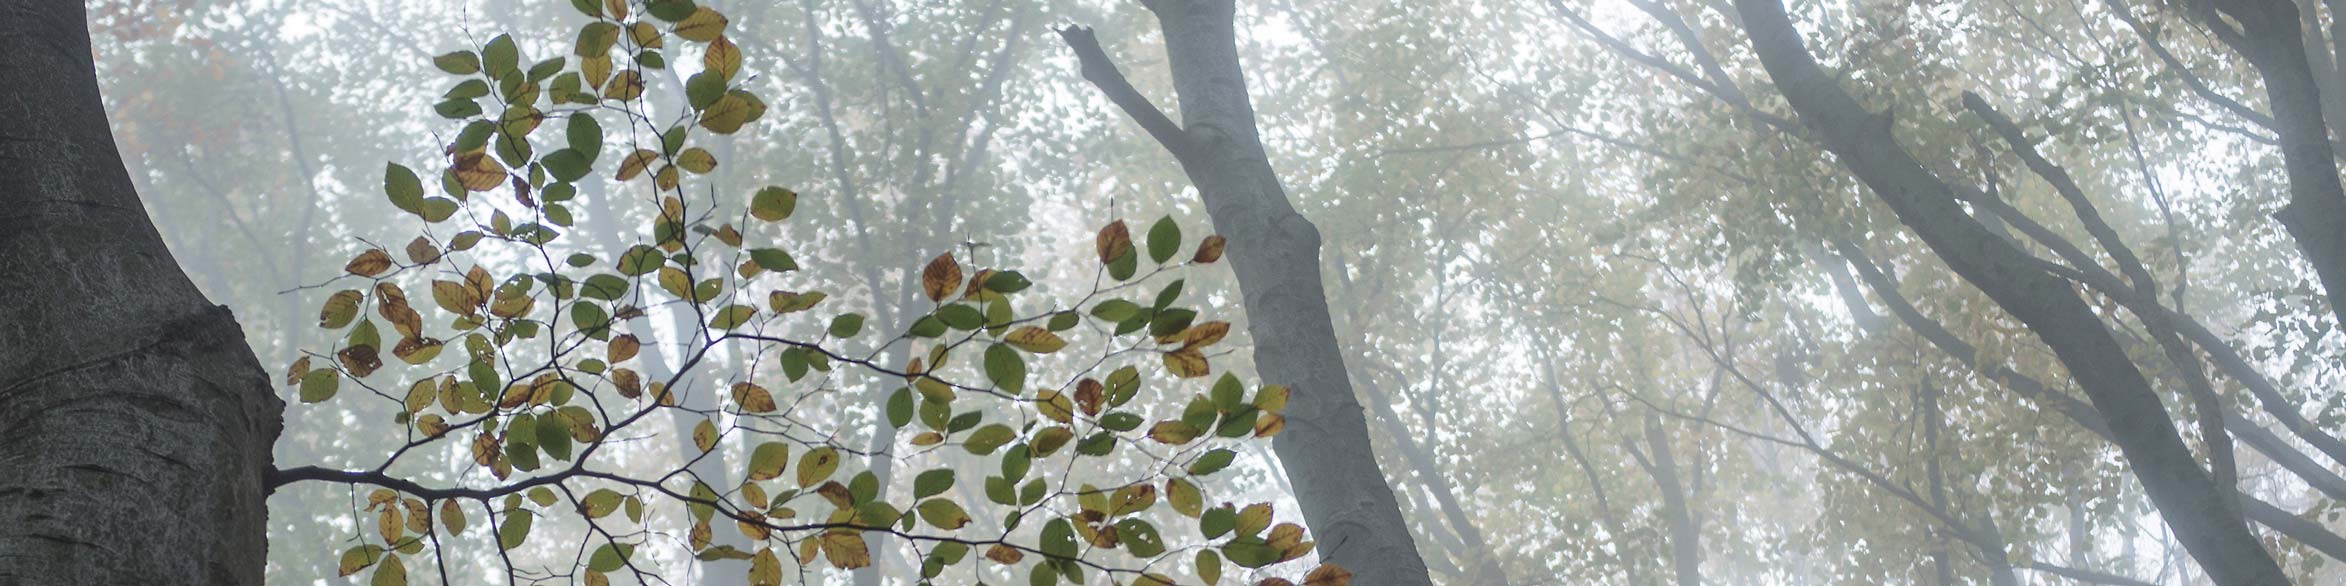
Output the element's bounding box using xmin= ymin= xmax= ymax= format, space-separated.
xmin=1056 ymin=25 xmax=1194 ymax=162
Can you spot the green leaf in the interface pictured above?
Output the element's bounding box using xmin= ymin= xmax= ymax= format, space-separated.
xmin=749 ymin=248 xmax=798 ymax=272
xmin=936 ymin=304 xmax=985 ymax=330
xmin=582 ymin=489 xmax=624 ymax=519
xmin=385 ymin=163 xmax=424 ymax=214
xmin=914 ymin=469 xmax=956 ymax=499
xmin=433 ymin=51 xmax=481 ymax=75
xmin=1188 ymin=449 xmax=1236 ymax=476
xmin=581 ymin=274 xmax=629 ymax=300
xmin=887 ymin=388 xmax=915 ymax=428
xmin=617 ymin=245 xmax=663 ymax=275
xmin=1118 ymin=519 xmax=1167 ymax=557
xmin=709 ymin=305 xmax=756 ymax=329
xmin=965 ymin=424 xmax=1016 ymax=455
xmin=916 ymin=498 xmax=972 ymax=530
xmin=1090 ymin=299 xmax=1143 ymax=322
xmin=748 ymin=442 xmax=789 ymax=482
xmin=686 ymin=71 xmax=726 ymax=110
xmin=498 ymin=510 xmax=534 ymax=550
xmin=1147 ymin=216 xmax=1181 ymax=264
xmin=483 ymin=35 xmax=520 ymax=77
xmin=1041 ymin=518 xmax=1079 ymax=559
xmin=1200 ymin=506 xmax=1235 ymax=539
xmin=750 ymin=187 xmax=796 ymax=221
xmin=588 ymin=542 xmax=633 ymax=572
xmin=983 ymin=344 xmax=1025 ymax=393
xmin=536 ymin=413 xmax=573 ymax=461
xmin=300 ymin=369 xmax=341 ymax=403
xmin=567 ymin=114 xmax=603 ymax=160
xmin=986 ymin=270 xmax=1033 ymax=293
xmin=829 ymin=313 xmax=865 ymax=338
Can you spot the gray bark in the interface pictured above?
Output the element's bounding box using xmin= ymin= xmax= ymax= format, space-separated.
xmin=1057 ymin=2 xmax=1435 ymax=583
xmin=1731 ymin=0 xmax=2288 ymax=582
xmin=0 ymin=3 xmax=284 ymax=584
xmin=2200 ymin=0 xmax=2346 ymax=328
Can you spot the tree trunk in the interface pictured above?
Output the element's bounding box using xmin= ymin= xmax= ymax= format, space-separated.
xmin=0 ymin=3 xmax=284 ymax=584
xmin=1640 ymin=417 xmax=1703 ymax=586
xmin=1731 ymin=0 xmax=2288 ymax=583
xmin=1058 ymin=2 xmax=1435 ymax=583
xmin=2205 ymin=0 xmax=2346 ymax=328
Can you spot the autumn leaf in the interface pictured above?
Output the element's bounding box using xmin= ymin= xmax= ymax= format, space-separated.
xmin=1096 ymin=220 xmax=1133 ymax=264
xmin=453 ymin=152 xmax=506 ymax=192
xmin=705 ymin=36 xmax=742 ymax=80
xmin=731 ymin=382 xmax=777 ymax=413
xmin=1194 ymin=235 xmax=1227 ymax=263
xmin=1005 ymin=326 xmax=1067 ymax=353
xmin=346 ymin=250 xmax=394 ymax=277
xmin=921 ymin=252 xmax=962 ymax=302
xmin=1162 ymin=348 xmax=1210 ymax=378
xmin=672 ymin=7 xmax=728 ymax=42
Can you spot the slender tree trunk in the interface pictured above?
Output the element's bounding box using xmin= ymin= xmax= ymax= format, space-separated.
xmin=0 ymin=4 xmax=284 ymax=584
xmin=1641 ymin=417 xmax=1703 ymax=586
xmin=1731 ymin=1 xmax=2288 ymax=582
xmin=1058 ymin=2 xmax=1434 ymax=582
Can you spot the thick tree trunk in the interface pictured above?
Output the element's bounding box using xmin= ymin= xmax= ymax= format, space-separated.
xmin=1731 ymin=0 xmax=2289 ymax=583
xmin=0 ymin=3 xmax=284 ymax=584
xmin=1058 ymin=2 xmax=1434 ymax=583
xmin=1640 ymin=418 xmax=1703 ymax=586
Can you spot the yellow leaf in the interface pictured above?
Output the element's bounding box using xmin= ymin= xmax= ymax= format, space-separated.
xmin=677 ymin=147 xmax=718 ymax=174
xmin=673 ymin=7 xmax=729 ymax=42
xmin=820 ymin=531 xmax=871 ymax=569
xmin=346 ymin=250 xmax=394 ymax=277
xmin=698 ymin=90 xmax=766 ymax=134
xmin=453 ymin=152 xmax=506 ymax=192
xmin=705 ymin=36 xmax=742 ymax=80
xmin=1037 ymin=390 xmax=1075 ymax=423
xmin=1006 ymin=326 xmax=1067 ymax=353
xmin=748 ymin=548 xmax=782 ymax=586
xmin=582 ymin=54 xmax=613 ymax=89
xmin=1255 ymin=412 xmax=1286 ymax=438
xmin=441 ymin=499 xmax=466 ymax=532
xmin=371 ymin=553 xmax=406 ymax=586
xmin=921 ymin=252 xmax=962 ymax=303
xmin=732 ymin=382 xmax=777 ymax=413
xmin=602 ymin=69 xmax=644 ymax=102
xmin=796 ymin=447 xmax=839 ymax=488
xmin=338 ymin=545 xmax=383 ymax=577
xmin=1162 ymin=349 xmax=1210 ymax=378
xmin=694 ymin=420 xmax=720 ymax=454
xmin=1149 ymin=421 xmax=1201 ymax=444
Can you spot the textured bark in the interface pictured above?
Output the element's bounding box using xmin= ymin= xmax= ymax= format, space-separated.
xmin=1059 ymin=2 xmax=1434 ymax=583
xmin=0 ymin=3 xmax=284 ymax=584
xmin=1731 ymin=0 xmax=2288 ymax=582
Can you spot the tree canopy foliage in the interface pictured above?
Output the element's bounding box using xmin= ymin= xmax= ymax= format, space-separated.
xmin=78 ymin=0 xmax=2346 ymax=583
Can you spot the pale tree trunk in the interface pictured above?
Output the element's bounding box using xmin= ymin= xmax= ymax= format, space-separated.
xmin=0 ymin=3 xmax=284 ymax=584
xmin=1057 ymin=2 xmax=1434 ymax=583
xmin=1731 ymin=0 xmax=2288 ymax=582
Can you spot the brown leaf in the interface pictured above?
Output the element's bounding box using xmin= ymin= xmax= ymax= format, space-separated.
xmin=983 ymin=544 xmax=1023 ymax=564
xmin=921 ymin=252 xmax=962 ymax=302
xmin=405 ymin=237 xmax=442 ymax=265
xmin=608 ymin=334 xmax=641 ymax=363
xmin=1162 ymin=348 xmax=1210 ymax=378
xmin=1180 ymin=321 xmax=1231 ymax=349
xmin=453 ymin=152 xmax=506 ymax=192
xmin=818 ymin=531 xmax=870 ymax=569
xmin=1096 ymin=220 xmax=1132 ymax=264
xmin=346 ymin=249 xmax=395 ymax=277
xmin=1302 ymin=565 xmax=1354 ymax=586
xmin=1074 ymin=378 xmax=1104 ymax=416
xmin=1193 ymin=235 xmax=1227 ymax=263
xmin=339 ymin=344 xmax=383 ymax=377
xmin=285 ymin=356 xmax=312 ymax=385
xmin=731 ymin=382 xmax=777 ymax=413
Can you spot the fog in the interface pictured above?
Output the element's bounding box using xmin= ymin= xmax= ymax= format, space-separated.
xmin=69 ymin=0 xmax=2346 ymax=583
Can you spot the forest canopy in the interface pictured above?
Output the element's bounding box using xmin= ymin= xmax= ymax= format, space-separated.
xmin=44 ymin=0 xmax=2346 ymax=583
